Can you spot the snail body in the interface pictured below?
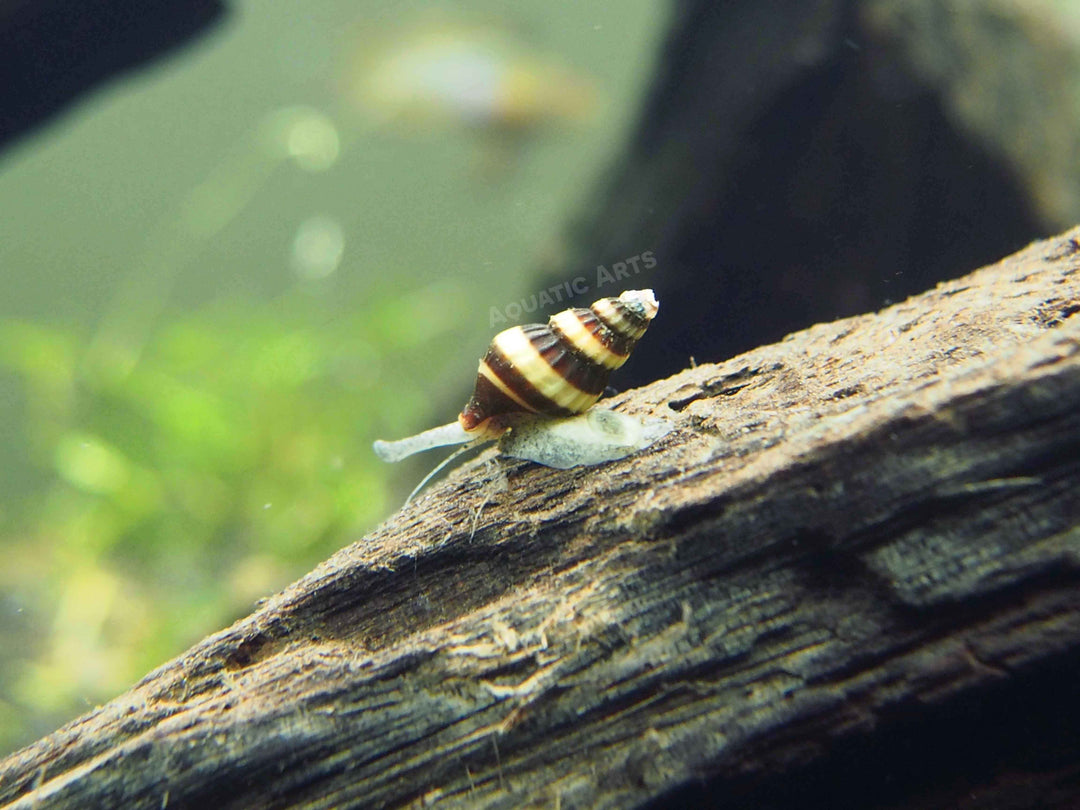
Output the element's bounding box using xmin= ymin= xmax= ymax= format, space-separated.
xmin=499 ymin=407 xmax=672 ymax=469
xmin=373 ymin=289 xmax=662 ymax=492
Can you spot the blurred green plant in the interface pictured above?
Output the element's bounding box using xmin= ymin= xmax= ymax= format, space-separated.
xmin=0 ymin=283 xmax=468 ymax=753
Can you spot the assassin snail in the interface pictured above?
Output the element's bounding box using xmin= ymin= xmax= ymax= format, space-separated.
xmin=373 ymin=289 xmax=668 ymax=498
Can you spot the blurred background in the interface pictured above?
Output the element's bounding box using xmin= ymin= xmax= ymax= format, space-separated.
xmin=1 ymin=0 xmax=1079 ymax=755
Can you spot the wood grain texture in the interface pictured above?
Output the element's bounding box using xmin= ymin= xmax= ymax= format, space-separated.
xmin=2 ymin=229 xmax=1079 ymax=809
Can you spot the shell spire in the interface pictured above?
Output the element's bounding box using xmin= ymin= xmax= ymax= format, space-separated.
xmin=459 ymin=289 xmax=658 ymax=437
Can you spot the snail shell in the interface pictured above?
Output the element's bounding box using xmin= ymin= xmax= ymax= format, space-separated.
xmin=460 ymin=289 xmax=659 ymax=437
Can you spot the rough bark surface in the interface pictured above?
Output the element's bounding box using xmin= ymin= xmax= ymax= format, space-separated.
xmin=2 ymin=229 xmax=1080 ymax=809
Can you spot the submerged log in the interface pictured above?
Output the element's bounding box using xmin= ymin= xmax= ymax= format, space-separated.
xmin=1 ymin=228 xmax=1079 ymax=809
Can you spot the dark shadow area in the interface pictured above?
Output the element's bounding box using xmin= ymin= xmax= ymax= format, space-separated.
xmin=547 ymin=1 xmax=1048 ymax=393
xmin=647 ymin=647 xmax=1080 ymax=810
xmin=621 ymin=54 xmax=1044 ymax=386
xmin=0 ymin=0 xmax=226 ymax=153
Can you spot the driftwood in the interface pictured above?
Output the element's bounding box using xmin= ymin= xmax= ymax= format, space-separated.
xmin=2 ymin=228 xmax=1080 ymax=809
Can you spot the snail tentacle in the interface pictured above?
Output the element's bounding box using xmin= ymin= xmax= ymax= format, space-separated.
xmin=373 ymin=420 xmax=473 ymax=463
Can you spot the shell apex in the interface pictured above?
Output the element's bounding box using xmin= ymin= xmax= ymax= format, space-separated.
xmin=617 ymin=289 xmax=659 ymax=321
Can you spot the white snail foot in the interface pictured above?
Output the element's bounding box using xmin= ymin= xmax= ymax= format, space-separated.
xmin=499 ymin=409 xmax=671 ymax=469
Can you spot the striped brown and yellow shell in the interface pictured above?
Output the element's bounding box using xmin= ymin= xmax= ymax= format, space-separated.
xmin=459 ymin=289 xmax=658 ymax=436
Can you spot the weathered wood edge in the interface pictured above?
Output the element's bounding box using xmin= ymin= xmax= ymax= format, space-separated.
xmin=2 ymin=228 xmax=1079 ymax=809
